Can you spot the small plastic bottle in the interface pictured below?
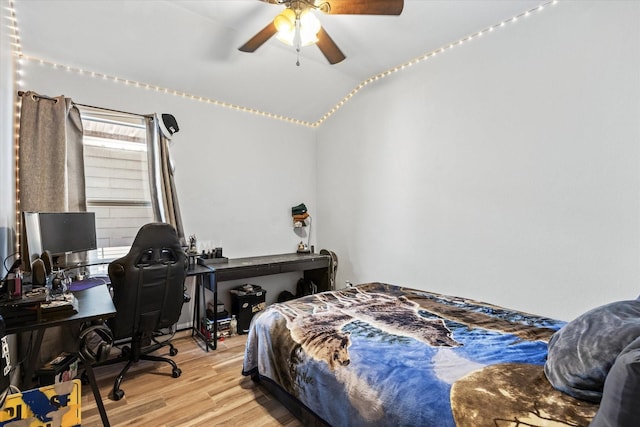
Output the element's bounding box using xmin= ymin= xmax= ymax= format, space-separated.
xmin=230 ymin=315 xmax=238 ymax=336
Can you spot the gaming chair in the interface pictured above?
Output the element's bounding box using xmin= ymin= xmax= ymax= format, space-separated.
xmin=104 ymin=222 xmax=187 ymax=401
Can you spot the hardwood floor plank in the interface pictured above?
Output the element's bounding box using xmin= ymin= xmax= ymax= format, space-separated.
xmin=80 ymin=331 xmax=304 ymax=426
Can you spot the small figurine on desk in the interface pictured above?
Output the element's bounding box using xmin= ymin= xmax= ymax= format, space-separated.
xmin=187 ymin=235 xmax=198 ymax=268
xmin=188 ymin=235 xmax=197 ymax=254
xmin=51 ymin=270 xmax=70 ymax=294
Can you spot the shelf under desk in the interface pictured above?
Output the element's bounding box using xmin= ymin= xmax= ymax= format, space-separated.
xmin=186 ymin=264 xmax=217 ymax=352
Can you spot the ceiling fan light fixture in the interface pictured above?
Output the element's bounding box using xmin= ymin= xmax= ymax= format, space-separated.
xmin=299 ymin=9 xmax=321 ymax=41
xmin=241 ymin=0 xmax=405 ymax=64
xmin=275 ymin=8 xmax=320 ymax=47
xmin=275 ymin=28 xmax=295 ymax=46
xmin=273 ymin=8 xmax=296 ymax=33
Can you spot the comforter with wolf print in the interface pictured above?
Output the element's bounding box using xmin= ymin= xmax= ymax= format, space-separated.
xmin=242 ymin=282 xmax=598 ymax=426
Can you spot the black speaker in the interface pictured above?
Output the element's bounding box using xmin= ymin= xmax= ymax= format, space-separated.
xmin=78 ymin=323 xmax=113 ymax=364
xmin=31 ymin=258 xmax=47 ymax=287
xmin=40 ymin=251 xmax=53 ymax=275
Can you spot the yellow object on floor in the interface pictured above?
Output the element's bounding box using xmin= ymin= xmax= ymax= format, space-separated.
xmin=0 ymin=379 xmax=80 ymax=427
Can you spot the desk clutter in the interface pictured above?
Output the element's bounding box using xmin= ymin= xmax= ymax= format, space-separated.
xmin=40 ymin=293 xmax=78 ymax=316
xmin=0 ymin=254 xmax=112 ymax=326
xmin=0 ymin=289 xmax=78 ymax=327
xmin=186 ymin=234 xmax=227 ymax=267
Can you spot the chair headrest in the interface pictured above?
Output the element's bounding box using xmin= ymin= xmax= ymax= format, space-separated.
xmin=109 ymin=223 xmax=185 ymax=273
xmin=130 ymin=223 xmax=181 ymax=252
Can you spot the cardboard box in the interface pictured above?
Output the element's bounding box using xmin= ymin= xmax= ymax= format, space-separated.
xmin=36 ymin=353 xmax=78 ymax=386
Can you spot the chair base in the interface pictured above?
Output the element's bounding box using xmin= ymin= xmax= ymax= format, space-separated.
xmin=111 ymin=353 xmax=182 ymax=401
xmin=96 ymin=336 xmax=182 ymax=401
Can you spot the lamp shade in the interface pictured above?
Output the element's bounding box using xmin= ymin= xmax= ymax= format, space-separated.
xmin=275 ymin=8 xmax=320 ymax=47
xmin=274 ymin=8 xmax=295 ymax=33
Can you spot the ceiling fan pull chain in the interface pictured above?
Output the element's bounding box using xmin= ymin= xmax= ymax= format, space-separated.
xmin=295 ymin=13 xmax=302 ymax=66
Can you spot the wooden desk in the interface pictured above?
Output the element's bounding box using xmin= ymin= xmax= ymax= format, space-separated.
xmin=7 ymin=285 xmax=116 ymax=427
xmin=208 ymin=252 xmax=331 ymax=291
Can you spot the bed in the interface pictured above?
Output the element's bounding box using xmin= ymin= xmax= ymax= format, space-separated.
xmin=242 ymin=282 xmax=608 ymax=426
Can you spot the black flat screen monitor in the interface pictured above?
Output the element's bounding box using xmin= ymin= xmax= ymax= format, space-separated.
xmin=38 ymin=212 xmax=97 ymax=256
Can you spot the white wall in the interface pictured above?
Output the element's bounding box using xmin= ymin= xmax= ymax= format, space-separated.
xmin=316 ymin=1 xmax=640 ymax=321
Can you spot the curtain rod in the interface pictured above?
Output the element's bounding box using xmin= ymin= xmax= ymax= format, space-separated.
xmin=17 ymin=90 xmax=58 ymax=102
xmin=17 ymin=90 xmax=153 ymax=119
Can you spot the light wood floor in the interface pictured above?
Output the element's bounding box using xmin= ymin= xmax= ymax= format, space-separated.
xmin=80 ymin=331 xmax=304 ymax=426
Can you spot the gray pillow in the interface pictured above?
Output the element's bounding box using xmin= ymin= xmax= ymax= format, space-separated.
xmin=590 ymin=339 xmax=640 ymax=427
xmin=544 ymin=300 xmax=640 ymax=402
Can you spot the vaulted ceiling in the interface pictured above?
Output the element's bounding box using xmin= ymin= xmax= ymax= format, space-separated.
xmin=14 ymin=0 xmax=545 ymax=125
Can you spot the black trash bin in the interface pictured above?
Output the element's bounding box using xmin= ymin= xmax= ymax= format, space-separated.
xmin=230 ymin=284 xmax=266 ymax=334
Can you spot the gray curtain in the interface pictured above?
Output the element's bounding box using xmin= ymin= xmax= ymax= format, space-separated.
xmin=146 ymin=114 xmax=185 ymax=246
xmin=18 ymin=91 xmax=85 ymax=265
xmin=18 ymin=91 xmax=85 ymax=212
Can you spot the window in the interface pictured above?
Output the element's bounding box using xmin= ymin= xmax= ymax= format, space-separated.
xmin=79 ymin=107 xmax=154 ymax=252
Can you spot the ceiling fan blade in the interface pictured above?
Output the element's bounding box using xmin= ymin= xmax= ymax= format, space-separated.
xmin=321 ymin=0 xmax=403 ymax=15
xmin=317 ymin=27 xmax=345 ymax=64
xmin=238 ymin=21 xmax=277 ymax=52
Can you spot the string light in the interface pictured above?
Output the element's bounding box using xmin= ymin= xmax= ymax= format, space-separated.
xmin=8 ymin=0 xmax=558 ymax=131
xmin=316 ymin=0 xmax=557 ymax=126
xmin=7 ymin=0 xmax=23 ymax=250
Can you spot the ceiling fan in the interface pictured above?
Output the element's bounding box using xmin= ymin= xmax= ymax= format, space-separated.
xmin=239 ymin=0 xmax=404 ymax=65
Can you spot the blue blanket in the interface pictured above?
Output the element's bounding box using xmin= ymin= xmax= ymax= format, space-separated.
xmin=243 ymin=283 xmax=598 ymax=426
